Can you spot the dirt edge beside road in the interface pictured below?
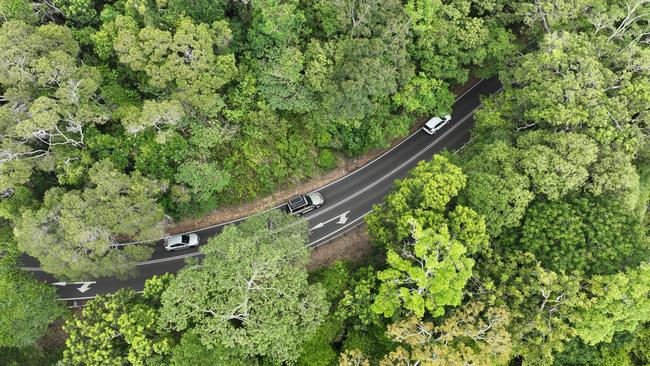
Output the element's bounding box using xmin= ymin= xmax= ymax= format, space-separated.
xmin=168 ymin=77 xmax=481 ymax=235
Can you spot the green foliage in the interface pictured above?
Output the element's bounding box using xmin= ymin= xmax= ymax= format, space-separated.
xmin=392 ymin=73 xmax=454 ymax=116
xmin=572 ymin=263 xmax=650 ymax=345
xmin=54 ymin=0 xmax=97 ymax=25
xmin=14 ymin=160 xmax=164 ymax=280
xmin=175 ymin=160 xmax=231 ymax=202
xmin=0 ymin=266 xmax=66 ymax=348
xmin=317 ymin=149 xmax=337 ymax=171
xmin=553 ymin=334 xmax=636 ymax=366
xmin=520 ymin=198 xmax=647 ymax=275
xmin=170 ymin=332 xmax=254 ymax=366
xmin=62 ymin=287 xmax=174 ymax=366
xmin=159 ymin=211 xmax=328 ymax=364
xmin=476 ymin=251 xmax=581 ymax=364
xmin=367 ymin=156 xmax=488 ymax=319
xmin=366 ymin=156 xmax=467 ymax=250
xmin=372 ymin=220 xmax=475 ymax=318
xmin=112 ymin=16 xmax=237 ymax=115
xmin=405 ymin=0 xmax=516 ymax=84
xmin=0 ymin=0 xmax=36 ymax=23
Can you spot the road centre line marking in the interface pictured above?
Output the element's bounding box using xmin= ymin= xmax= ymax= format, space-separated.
xmin=54 ymin=86 xmax=501 ymax=302
xmin=303 ymin=103 xmax=484 ymax=221
xmin=127 ymin=102 xmax=486 ymax=266
xmin=29 ymin=88 xmax=504 ymax=274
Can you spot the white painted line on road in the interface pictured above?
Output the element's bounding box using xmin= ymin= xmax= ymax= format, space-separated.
xmin=308 ymin=209 xmax=374 ymax=248
xmin=122 ymin=103 xmax=486 ymax=266
xmin=107 ymin=79 xmax=488 ymax=247
xmin=311 ymin=211 xmax=350 ymax=230
xmin=304 ymin=103 xmax=485 ymax=221
xmin=30 ymin=87 xmax=505 ymax=276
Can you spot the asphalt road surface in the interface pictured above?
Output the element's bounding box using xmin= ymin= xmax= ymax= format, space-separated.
xmin=25 ymin=77 xmax=502 ymax=306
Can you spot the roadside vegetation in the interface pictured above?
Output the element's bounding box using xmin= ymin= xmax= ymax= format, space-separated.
xmin=1 ymin=0 xmax=649 ymax=365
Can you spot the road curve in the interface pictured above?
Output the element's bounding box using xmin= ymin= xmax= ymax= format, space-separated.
xmin=27 ymin=77 xmax=502 ymax=305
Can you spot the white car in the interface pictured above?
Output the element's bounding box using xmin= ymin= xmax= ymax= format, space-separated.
xmin=163 ymin=233 xmax=199 ymax=252
xmin=422 ymin=114 xmax=452 ymax=135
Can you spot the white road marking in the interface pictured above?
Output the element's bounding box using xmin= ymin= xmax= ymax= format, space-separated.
xmin=52 ymin=282 xmax=67 ymax=286
xmin=311 ymin=211 xmax=350 ymax=230
xmin=73 ymin=281 xmax=96 ymax=293
xmin=105 ymin=79 xmax=489 ymax=247
xmin=50 ymin=83 xmax=502 ymax=301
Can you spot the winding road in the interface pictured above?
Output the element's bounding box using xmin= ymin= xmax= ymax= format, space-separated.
xmin=24 ymin=77 xmax=502 ymax=306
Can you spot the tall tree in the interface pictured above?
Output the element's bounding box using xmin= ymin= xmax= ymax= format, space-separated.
xmin=159 ymin=211 xmax=328 ymax=365
xmin=0 ymin=227 xmax=66 ymax=349
xmin=372 ymin=219 xmax=477 ymax=318
xmin=0 ymin=20 xmax=109 ymax=190
xmin=572 ymin=263 xmax=650 ymax=345
xmin=368 ymin=156 xmax=488 ymax=318
xmin=381 ymin=301 xmax=512 ymax=366
xmin=62 ymin=275 xmax=175 ymax=366
xmin=367 ymin=156 xmax=468 ymax=251
xmin=14 ymin=160 xmax=164 ymax=280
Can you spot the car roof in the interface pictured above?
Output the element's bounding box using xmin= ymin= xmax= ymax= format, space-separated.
xmin=166 ymin=236 xmax=183 ymax=245
xmin=425 ymin=117 xmax=444 ymax=128
xmin=288 ymin=196 xmax=307 ymax=209
xmin=165 ymin=233 xmax=196 ymax=246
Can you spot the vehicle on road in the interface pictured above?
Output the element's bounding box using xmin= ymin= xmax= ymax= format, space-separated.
xmin=422 ymin=114 xmax=452 ymax=135
xmin=286 ymin=192 xmax=324 ymax=215
xmin=163 ymin=233 xmax=199 ymax=251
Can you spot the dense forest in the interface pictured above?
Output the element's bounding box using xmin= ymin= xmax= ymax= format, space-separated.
xmin=1 ymin=0 xmax=649 ymax=365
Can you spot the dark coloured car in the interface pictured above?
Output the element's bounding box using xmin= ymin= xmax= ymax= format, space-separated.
xmin=286 ymin=192 xmax=324 ymax=215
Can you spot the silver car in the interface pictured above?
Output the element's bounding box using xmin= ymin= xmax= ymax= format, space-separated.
xmin=286 ymin=192 xmax=324 ymax=215
xmin=163 ymin=233 xmax=199 ymax=252
xmin=422 ymin=114 xmax=452 ymax=135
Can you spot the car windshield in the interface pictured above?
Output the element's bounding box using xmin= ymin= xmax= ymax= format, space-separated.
xmin=181 ymin=234 xmax=190 ymax=244
xmin=305 ymin=195 xmax=313 ymax=205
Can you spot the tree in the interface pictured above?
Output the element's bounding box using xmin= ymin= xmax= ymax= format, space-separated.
xmin=572 ymin=263 xmax=650 ymax=345
xmin=0 ymin=231 xmax=66 ymax=348
xmin=475 ymin=251 xmax=581 ymax=365
xmin=460 ymin=140 xmax=534 ymax=236
xmin=372 ymin=219 xmax=476 ymax=319
xmin=587 ymin=150 xmax=640 ymax=208
xmin=159 ymin=211 xmax=328 ymax=364
xmin=54 ymin=0 xmax=97 ymax=25
xmin=392 ymin=73 xmax=454 ymax=116
xmin=174 ymin=160 xmax=231 ymax=202
xmin=0 ymin=0 xmax=37 ymax=24
xmin=170 ymin=332 xmax=255 ymax=366
xmin=381 ymin=301 xmax=512 ymax=366
xmin=366 ymin=156 xmax=467 ymax=251
xmin=247 ymin=0 xmax=306 ymax=55
xmin=62 ymin=275 xmax=175 ymax=366
xmin=520 ymin=197 xmax=646 ymax=275
xmin=366 ymin=156 xmax=488 ymax=319
xmin=14 ymin=160 xmax=164 ymax=280
xmin=517 ymin=131 xmax=598 ymax=200
xmin=112 ymin=16 xmax=237 ymax=116
xmin=498 ymin=31 xmax=649 ymax=156
xmin=405 ymin=0 xmax=516 ymax=84
xmin=0 ymin=20 xmax=109 ymax=190
xmin=258 ymin=47 xmax=315 ymax=113
xmin=122 ymin=99 xmax=185 ymax=134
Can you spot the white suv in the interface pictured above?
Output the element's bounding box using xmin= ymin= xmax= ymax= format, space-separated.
xmin=422 ymin=114 xmax=452 ymax=135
